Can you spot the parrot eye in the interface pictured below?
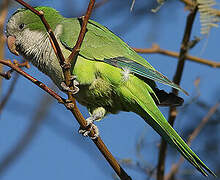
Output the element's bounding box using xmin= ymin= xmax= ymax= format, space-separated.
xmin=19 ymin=23 xmax=25 ymax=30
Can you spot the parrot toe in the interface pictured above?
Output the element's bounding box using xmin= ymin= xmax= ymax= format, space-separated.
xmin=60 ymin=79 xmax=79 ymax=94
xmin=78 ymin=123 xmax=99 ymax=139
xmin=78 ymin=113 xmax=103 ymax=139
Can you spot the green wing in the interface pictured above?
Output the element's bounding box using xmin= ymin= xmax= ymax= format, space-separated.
xmin=60 ymin=17 xmax=215 ymax=176
xmin=60 ymin=18 xmax=187 ymax=95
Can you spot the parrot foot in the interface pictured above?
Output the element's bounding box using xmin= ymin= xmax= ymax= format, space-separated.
xmin=78 ymin=107 xmax=106 ymax=139
xmin=61 ymin=76 xmax=79 ymax=94
xmin=78 ymin=121 xmax=99 ymax=139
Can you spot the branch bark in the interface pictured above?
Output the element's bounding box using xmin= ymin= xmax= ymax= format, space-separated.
xmin=133 ymin=44 xmax=220 ymax=68
xmin=165 ymin=102 xmax=220 ymax=180
xmin=5 ymin=1 xmax=132 ymax=179
xmin=0 ymin=59 xmax=131 ymax=180
xmin=180 ymin=0 xmax=220 ymax=17
xmin=0 ymin=73 xmax=18 ymax=114
xmin=156 ymin=6 xmax=198 ymax=180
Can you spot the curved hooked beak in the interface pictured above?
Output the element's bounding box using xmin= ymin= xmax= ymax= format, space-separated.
xmin=6 ymin=36 xmax=19 ymax=56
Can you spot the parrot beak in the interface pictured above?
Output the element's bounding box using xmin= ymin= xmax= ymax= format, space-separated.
xmin=6 ymin=36 xmax=19 ymax=56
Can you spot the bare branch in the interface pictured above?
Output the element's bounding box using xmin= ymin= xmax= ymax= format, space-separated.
xmin=14 ymin=0 xmax=66 ymax=67
xmin=67 ymin=0 xmax=95 ymax=66
xmin=0 ymin=59 xmax=63 ymax=101
xmin=0 ymin=60 xmax=29 ymax=113
xmin=0 ymin=73 xmax=18 ymax=114
xmin=0 ymin=60 xmax=30 ymax=79
xmin=180 ymin=0 xmax=220 ymax=16
xmin=133 ymin=44 xmax=220 ymax=68
xmin=5 ymin=1 xmax=132 ymax=179
xmin=165 ymin=102 xmax=220 ymax=180
xmin=0 ymin=58 xmax=132 ymax=179
xmin=157 ymin=7 xmax=198 ymax=180
xmin=94 ymin=0 xmax=109 ymax=9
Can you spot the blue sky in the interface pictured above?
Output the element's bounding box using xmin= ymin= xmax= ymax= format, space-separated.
xmin=0 ymin=0 xmax=219 ymax=180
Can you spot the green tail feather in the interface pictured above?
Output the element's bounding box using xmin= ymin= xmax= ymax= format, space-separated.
xmin=141 ymin=113 xmax=216 ymax=176
xmin=135 ymin=94 xmax=216 ymax=177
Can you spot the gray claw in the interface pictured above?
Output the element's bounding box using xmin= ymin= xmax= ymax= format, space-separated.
xmin=78 ymin=128 xmax=90 ymax=137
xmin=60 ymin=76 xmax=79 ymax=94
xmin=78 ymin=117 xmax=99 ymax=139
xmin=90 ymin=124 xmax=99 ymax=139
xmin=70 ymin=75 xmax=79 ymax=86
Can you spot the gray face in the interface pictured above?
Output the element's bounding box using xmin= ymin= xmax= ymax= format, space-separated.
xmin=6 ymin=11 xmax=25 ymax=38
xmin=6 ymin=8 xmax=65 ymax=92
xmin=6 ymin=11 xmax=50 ymax=60
xmin=6 ymin=12 xmax=26 ymax=56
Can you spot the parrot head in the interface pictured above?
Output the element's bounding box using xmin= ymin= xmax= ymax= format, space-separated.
xmin=6 ymin=7 xmax=63 ymax=58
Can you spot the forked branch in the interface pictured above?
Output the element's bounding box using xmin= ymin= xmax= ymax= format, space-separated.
xmin=156 ymin=6 xmax=198 ymax=180
xmin=2 ymin=0 xmax=132 ymax=179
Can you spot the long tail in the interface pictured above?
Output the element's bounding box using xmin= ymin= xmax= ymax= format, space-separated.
xmin=132 ymin=86 xmax=216 ymax=176
xmin=141 ymin=113 xmax=215 ymax=176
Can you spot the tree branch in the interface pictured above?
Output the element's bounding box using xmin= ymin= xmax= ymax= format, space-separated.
xmin=67 ymin=0 xmax=95 ymax=66
xmin=94 ymin=0 xmax=109 ymax=9
xmin=156 ymin=6 xmax=198 ymax=180
xmin=0 ymin=73 xmax=18 ymax=114
xmin=180 ymin=0 xmax=220 ymax=16
xmin=7 ymin=1 xmax=132 ymax=179
xmin=0 ymin=58 xmax=131 ymax=179
xmin=165 ymin=102 xmax=220 ymax=180
xmin=133 ymin=44 xmax=220 ymax=68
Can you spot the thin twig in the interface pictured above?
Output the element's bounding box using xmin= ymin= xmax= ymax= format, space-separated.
xmin=165 ymin=102 xmax=220 ymax=180
xmin=0 ymin=71 xmax=11 ymax=79
xmin=130 ymin=0 xmax=136 ymax=11
xmin=0 ymin=60 xmax=30 ymax=79
xmin=94 ymin=0 xmax=109 ymax=9
xmin=133 ymin=44 xmax=220 ymax=68
xmin=187 ymin=103 xmax=220 ymax=146
xmin=156 ymin=7 xmax=198 ymax=180
xmin=0 ymin=73 xmax=18 ymax=114
xmin=8 ymin=1 xmax=132 ymax=179
xmin=67 ymin=0 xmax=95 ymax=67
xmin=14 ymin=0 xmax=66 ymax=66
xmin=0 ymin=59 xmax=131 ymax=180
xmin=0 ymin=60 xmax=29 ymax=113
xmin=0 ymin=59 xmax=63 ymax=101
xmin=180 ymin=0 xmax=220 ymax=16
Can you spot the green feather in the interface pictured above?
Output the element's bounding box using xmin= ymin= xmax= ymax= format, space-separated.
xmin=6 ymin=6 xmax=216 ymax=177
xmin=116 ymin=76 xmax=215 ymax=176
xmin=14 ymin=6 xmax=63 ymax=31
xmin=60 ymin=18 xmax=188 ymax=95
xmin=58 ymin=12 xmax=215 ymax=176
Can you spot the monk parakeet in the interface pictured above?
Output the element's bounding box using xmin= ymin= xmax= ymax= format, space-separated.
xmin=6 ymin=6 xmax=215 ymax=176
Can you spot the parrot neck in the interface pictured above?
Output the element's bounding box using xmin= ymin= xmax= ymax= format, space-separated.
xmin=18 ymin=24 xmax=65 ymax=87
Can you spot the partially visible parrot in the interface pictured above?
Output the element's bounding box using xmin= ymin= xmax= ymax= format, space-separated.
xmin=6 ymin=6 xmax=215 ymax=176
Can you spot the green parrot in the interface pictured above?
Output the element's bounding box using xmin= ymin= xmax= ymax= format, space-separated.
xmin=6 ymin=6 xmax=215 ymax=176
